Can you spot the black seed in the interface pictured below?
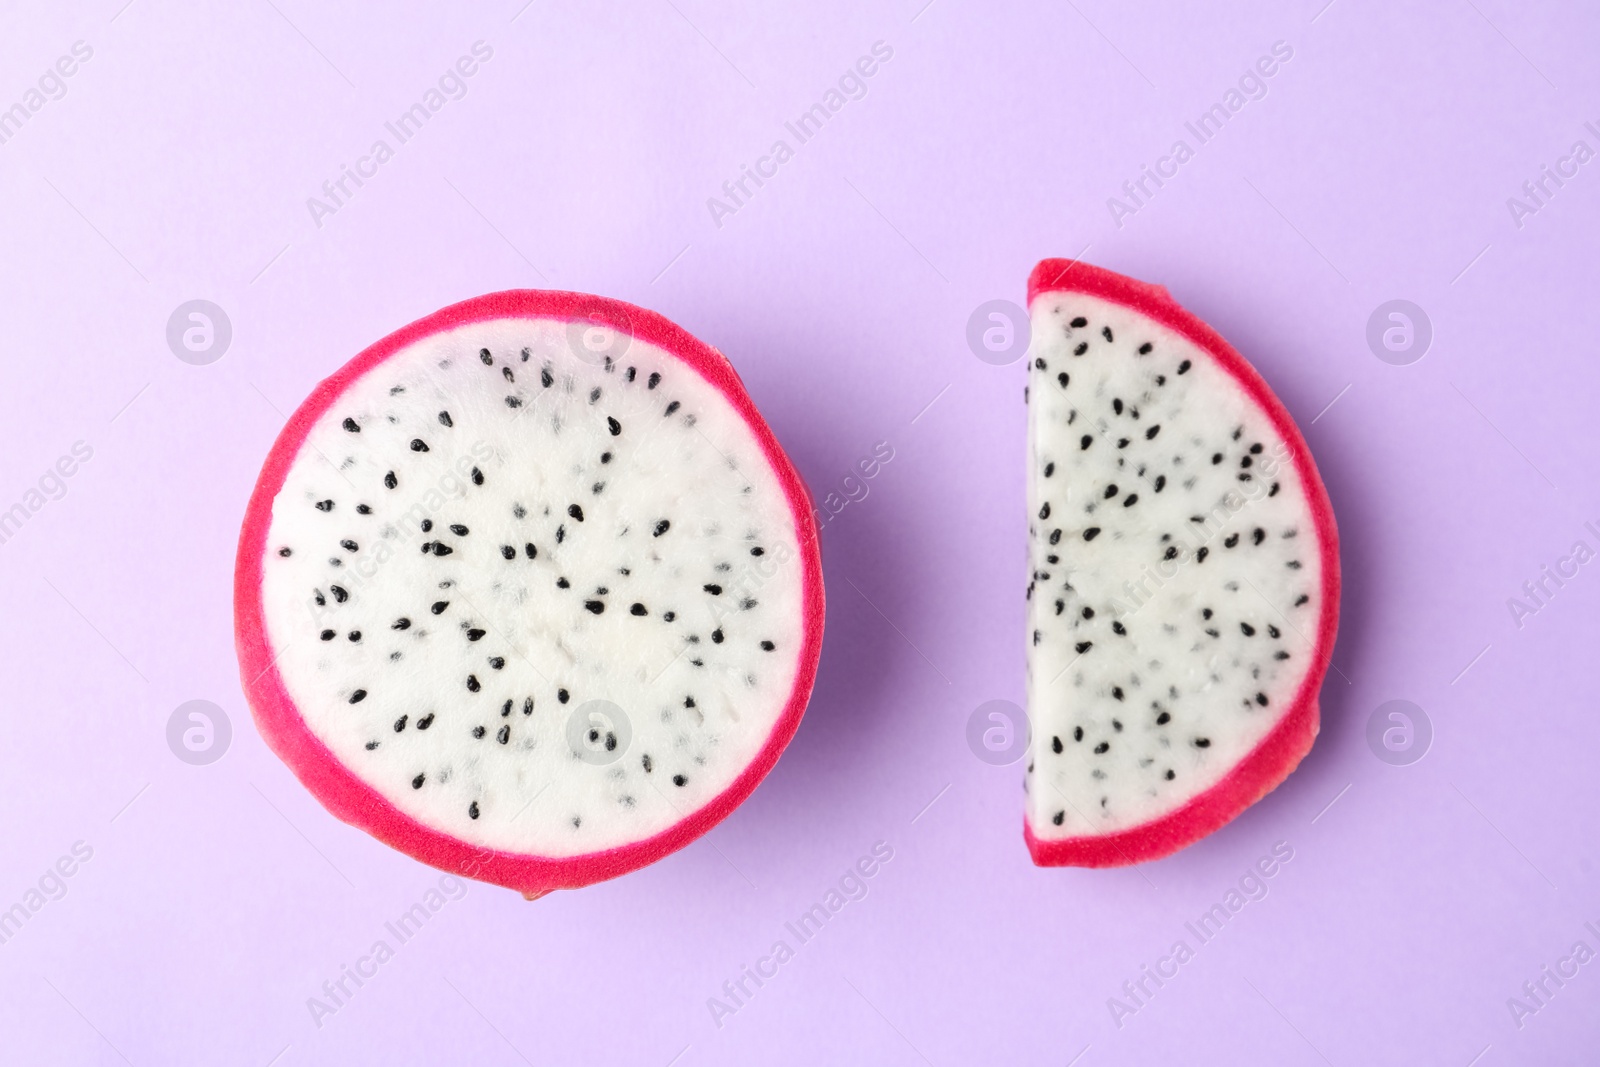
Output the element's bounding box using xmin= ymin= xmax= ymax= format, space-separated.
xmin=761 ymin=640 xmax=776 ymax=651
xmin=331 ymin=585 xmax=348 ymax=603
xmin=1083 ymin=527 xmax=1100 ymax=541
xmin=557 ymin=688 xmax=569 ymax=704
xmin=471 ymin=467 xmax=483 ymax=486
xmin=1287 ymin=560 xmax=1303 ymax=570
xmin=434 ymin=542 xmax=454 ymax=556
xmin=1225 ymin=534 xmax=1239 ymax=548
xmin=320 ymin=629 xmax=335 ymax=641
xmin=350 ymin=690 xmax=367 ymax=704
xmin=348 ymin=631 xmax=361 ymax=642
xmin=1104 ymin=484 xmax=1118 ymax=499
xmin=1080 ymin=435 xmax=1093 ymax=450
xmin=1102 ymin=326 xmax=1113 ymax=342
xmin=673 ymin=775 xmax=687 ymax=787
xmin=525 ymin=543 xmax=537 ymax=559
xmin=421 ymin=519 xmax=434 ymax=533
xmin=710 ymin=629 xmax=724 ymax=644
xmin=1055 ymin=600 xmax=1065 ymax=615
xmin=654 ymin=520 xmax=671 ymax=537
xmin=468 ymin=802 xmax=479 ymax=820
xmin=384 ymin=472 xmax=397 ymax=489
xmin=356 ymin=504 xmax=371 ymax=514
xmin=1124 ymin=494 xmax=1139 ymax=507
xmin=467 ymin=628 xmax=486 ymax=641
xmin=316 ymin=499 xmax=334 ymax=512
xmin=647 ymin=372 xmax=661 ymax=389
xmin=540 ymin=367 xmax=554 ymax=388
xmin=1113 ymin=399 xmax=1124 ymax=415
xmin=1241 ymin=622 xmax=1256 ymax=636
xmin=466 ymin=675 xmax=480 ymax=692
xmin=1268 ymin=624 xmax=1281 ymax=638
xmin=1076 ymin=641 xmax=1092 ymax=653
xmin=505 ymin=396 xmax=522 ymax=408
xmin=1194 ymin=738 xmax=1210 ymax=748
xmin=556 ymin=578 xmax=570 ymax=589
xmin=1112 ymin=687 xmax=1124 ymax=701
xmin=1295 ymin=594 xmax=1309 ymax=606
xmin=664 ymin=401 xmax=680 ymax=416
xmin=340 ymin=539 xmax=358 ymax=552
xmin=479 ymin=348 xmax=493 ymax=366
xmin=1197 ymin=547 xmax=1210 ymax=562
xmin=1111 ymin=621 xmax=1126 ymax=635
xmin=1203 ymin=608 xmax=1213 ymax=619
xmin=568 ymin=504 xmax=584 ymax=522
xmin=417 ymin=713 xmax=434 ymax=730
xmin=663 ymin=612 xmax=675 ymax=622
xmin=342 ymin=418 xmax=360 ymax=432
xmin=607 ymin=416 xmax=622 ymax=435
xmin=1057 ymin=372 xmax=1069 ymax=388
xmin=1052 ymin=811 xmax=1065 ymax=826
xmin=1157 ymin=712 xmax=1171 ymax=725
xmin=1177 ymin=360 xmax=1191 ymax=374
xmin=410 ymin=439 xmax=428 ymax=452
xmin=1040 ymin=503 xmax=1052 ymax=521
xmin=630 ymin=603 xmax=647 ymax=616
xmin=1162 ymin=546 xmax=1177 ymax=560
xmin=314 ymin=590 xmax=325 ymax=606
xmin=1044 ymin=462 xmax=1055 ymax=477
xmin=1049 ymin=529 xmax=1062 ymax=545
xmin=1081 ymin=606 xmax=1095 ymax=619
xmin=1139 ymin=343 xmax=1153 ymax=354
xmin=497 ymin=725 xmax=509 ymax=744
xmin=584 ymin=600 xmax=605 ymax=614
xmin=500 ymin=544 xmax=515 ymax=560
xmin=448 ymin=524 xmax=467 ymax=536
xmin=1074 ymin=342 xmax=1089 ymax=356
xmin=432 ymin=601 xmax=448 ymax=614
xmin=1117 ymin=438 xmax=1130 ymax=448
xmin=1206 ymin=627 xmax=1219 ymax=637
xmin=1094 ymin=742 xmax=1109 ymax=754
xmin=555 ymin=525 xmax=565 ymax=544
xmin=1165 ymin=769 xmax=1176 ymax=780
xmin=438 ymin=410 xmax=453 ymax=427
xmin=1256 ymin=692 xmax=1269 ymax=706
xmin=1146 ymin=425 xmax=1160 ymax=440
xmin=1275 ymin=650 xmax=1291 ymax=660
xmin=1052 ymin=736 xmax=1063 ymax=754
xmin=412 ymin=774 xmax=425 ymax=789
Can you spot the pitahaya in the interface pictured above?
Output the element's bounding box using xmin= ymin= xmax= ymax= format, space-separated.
xmin=235 ymin=291 xmax=824 ymax=897
xmin=1024 ymin=260 xmax=1339 ymax=867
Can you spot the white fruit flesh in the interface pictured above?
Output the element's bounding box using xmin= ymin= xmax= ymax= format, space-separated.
xmin=261 ymin=319 xmax=805 ymax=856
xmin=1026 ymin=294 xmax=1325 ymax=840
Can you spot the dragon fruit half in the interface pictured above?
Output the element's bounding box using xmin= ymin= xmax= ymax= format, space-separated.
xmin=1024 ymin=260 xmax=1339 ymax=867
xmin=235 ymin=291 xmax=824 ymax=897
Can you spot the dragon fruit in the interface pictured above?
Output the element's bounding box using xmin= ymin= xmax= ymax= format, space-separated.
xmin=1024 ymin=260 xmax=1339 ymax=867
xmin=235 ymin=291 xmax=824 ymax=897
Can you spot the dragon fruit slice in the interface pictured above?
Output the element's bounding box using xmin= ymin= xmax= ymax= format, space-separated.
xmin=235 ymin=291 xmax=823 ymax=897
xmin=1024 ymin=261 xmax=1338 ymax=867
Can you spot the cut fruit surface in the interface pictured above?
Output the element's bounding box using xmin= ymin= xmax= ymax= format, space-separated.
xmin=236 ymin=291 xmax=823 ymax=895
xmin=1024 ymin=260 xmax=1338 ymax=867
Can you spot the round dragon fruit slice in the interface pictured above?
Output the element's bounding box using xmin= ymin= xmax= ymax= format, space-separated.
xmin=1024 ymin=260 xmax=1339 ymax=867
xmin=235 ymin=291 xmax=823 ymax=897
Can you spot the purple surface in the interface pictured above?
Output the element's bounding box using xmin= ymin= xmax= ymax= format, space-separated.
xmin=1 ymin=0 xmax=1597 ymax=1063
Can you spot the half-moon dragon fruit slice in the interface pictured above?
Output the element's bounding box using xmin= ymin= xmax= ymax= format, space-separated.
xmin=1024 ymin=261 xmax=1338 ymax=867
xmin=236 ymin=291 xmax=823 ymax=897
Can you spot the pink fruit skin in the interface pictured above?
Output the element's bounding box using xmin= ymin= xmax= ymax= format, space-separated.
xmin=235 ymin=291 xmax=825 ymax=897
xmin=1023 ymin=260 xmax=1340 ymax=868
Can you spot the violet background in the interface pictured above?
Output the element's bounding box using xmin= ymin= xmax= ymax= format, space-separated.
xmin=1 ymin=0 xmax=1597 ymax=1063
